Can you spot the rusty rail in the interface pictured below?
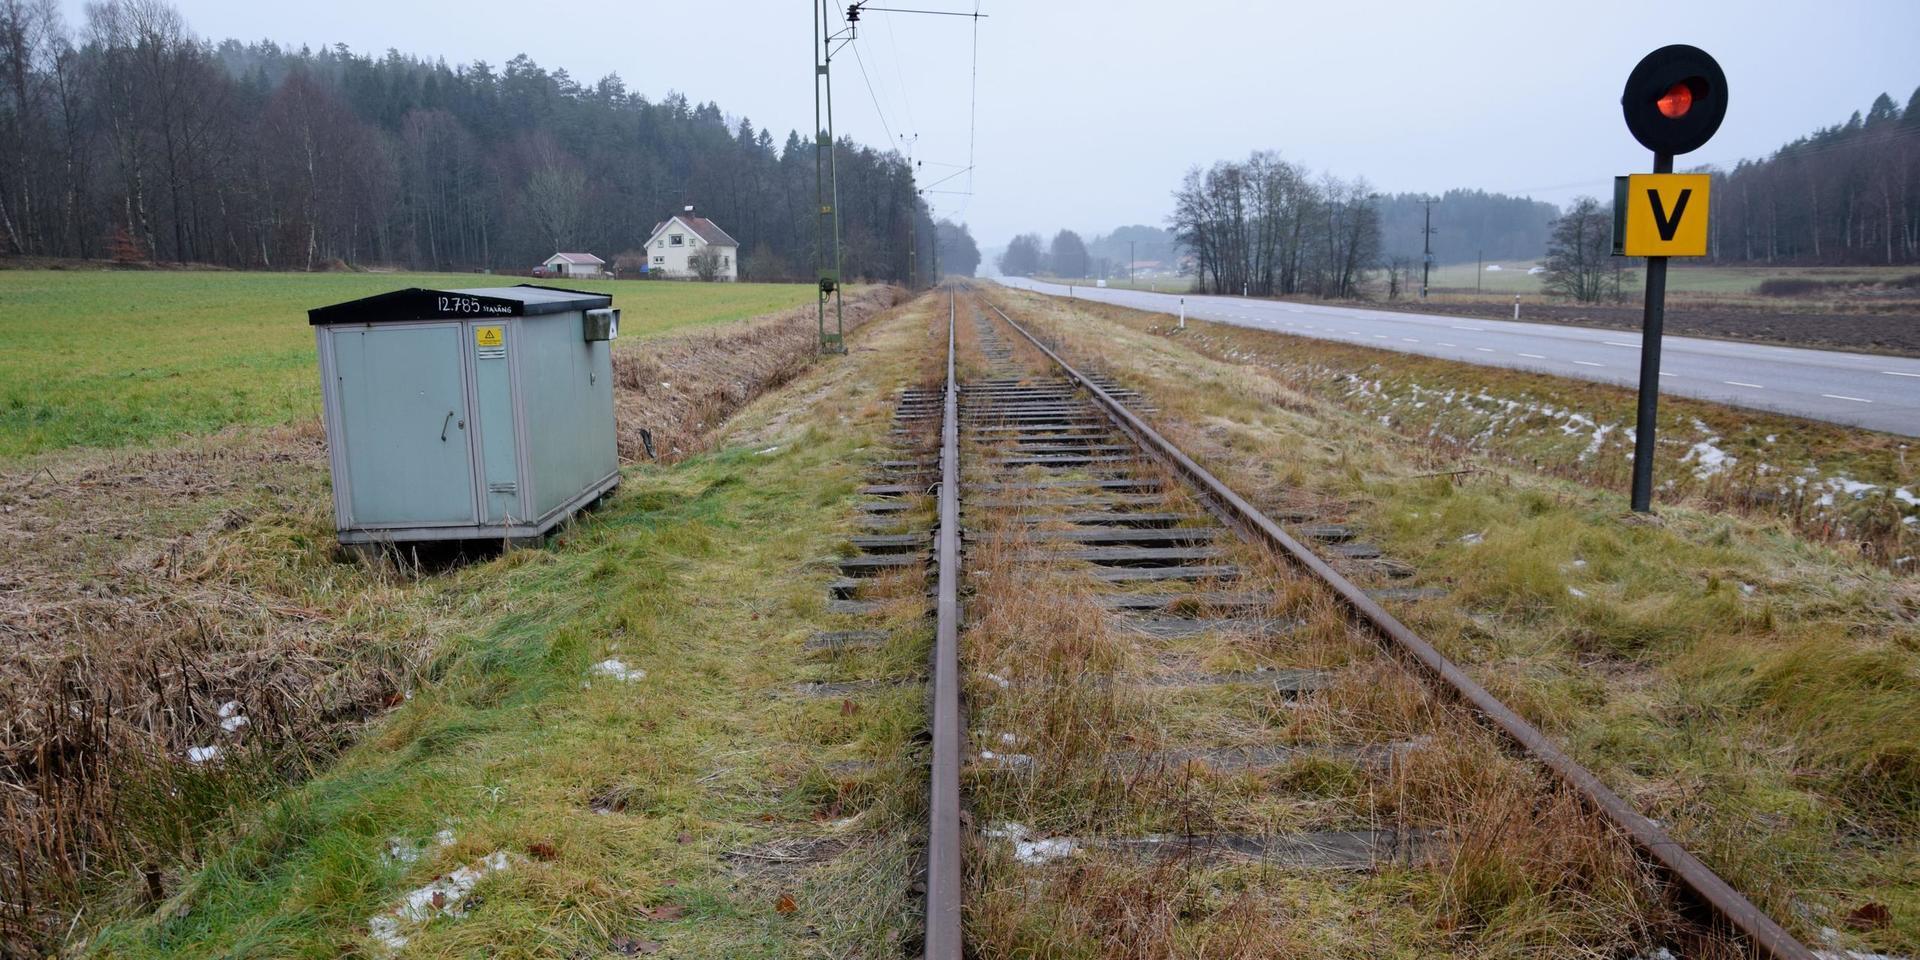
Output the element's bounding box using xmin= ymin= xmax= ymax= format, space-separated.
xmin=924 ymin=286 xmax=963 ymax=960
xmin=984 ymin=299 xmax=1813 ymax=960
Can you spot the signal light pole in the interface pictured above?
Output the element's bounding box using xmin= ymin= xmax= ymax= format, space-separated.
xmin=1616 ymin=44 xmax=1727 ymax=513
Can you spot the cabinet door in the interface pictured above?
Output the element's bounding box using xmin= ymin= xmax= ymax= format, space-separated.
xmin=330 ymin=325 xmax=478 ymax=526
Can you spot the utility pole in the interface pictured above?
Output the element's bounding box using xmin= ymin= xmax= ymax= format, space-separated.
xmin=1420 ymin=196 xmax=1438 ymax=300
xmin=813 ymin=0 xmax=850 ymax=353
xmin=901 ymin=133 xmax=920 ymax=289
xmin=1476 ymin=249 xmax=1482 ymax=293
xmin=1128 ymin=239 xmax=1135 ymax=287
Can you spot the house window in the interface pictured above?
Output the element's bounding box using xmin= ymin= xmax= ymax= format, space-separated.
xmin=655 ymin=240 xmax=663 ymax=249
xmin=669 ymin=234 xmax=684 ymax=246
xmin=722 ymin=256 xmax=730 ymax=267
xmin=652 ymin=256 xmax=665 ymax=264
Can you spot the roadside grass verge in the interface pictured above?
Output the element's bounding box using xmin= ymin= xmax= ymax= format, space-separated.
xmin=0 ymin=271 xmax=820 ymax=459
xmin=1019 ymin=292 xmax=1917 ymax=566
xmin=985 ymin=285 xmax=1920 ymax=956
xmin=0 ymin=291 xmax=906 ymax=954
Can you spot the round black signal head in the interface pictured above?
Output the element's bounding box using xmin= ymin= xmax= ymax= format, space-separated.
xmin=1622 ymin=44 xmax=1727 ymax=156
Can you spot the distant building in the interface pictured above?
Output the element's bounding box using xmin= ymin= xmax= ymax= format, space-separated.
xmin=642 ymin=206 xmax=739 ymax=281
xmin=541 ymin=252 xmax=606 ymax=278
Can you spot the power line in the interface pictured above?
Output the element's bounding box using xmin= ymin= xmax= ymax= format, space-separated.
xmin=882 ymin=13 xmax=917 ymax=137
xmin=848 ymin=38 xmax=896 ymax=146
xmin=966 ymin=1 xmax=979 ymax=198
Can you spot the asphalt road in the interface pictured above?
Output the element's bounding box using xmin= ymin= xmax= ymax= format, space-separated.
xmin=994 ymin=277 xmax=1920 ymax=437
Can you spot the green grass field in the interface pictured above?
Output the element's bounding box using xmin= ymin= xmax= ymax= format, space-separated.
xmin=0 ymin=271 xmax=817 ymax=460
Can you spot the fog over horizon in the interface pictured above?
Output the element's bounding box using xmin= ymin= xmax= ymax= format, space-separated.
xmin=55 ymin=0 xmax=1920 ymax=250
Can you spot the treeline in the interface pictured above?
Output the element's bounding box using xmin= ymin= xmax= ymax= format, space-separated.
xmin=0 ymin=0 xmax=936 ymax=280
xmin=1709 ymin=87 xmax=1920 ymax=265
xmin=1170 ymin=150 xmax=1380 ymax=298
xmin=1378 ymin=189 xmax=1558 ymax=265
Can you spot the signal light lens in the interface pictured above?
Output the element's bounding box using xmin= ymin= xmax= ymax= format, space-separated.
xmin=1657 ymin=81 xmax=1694 ymax=119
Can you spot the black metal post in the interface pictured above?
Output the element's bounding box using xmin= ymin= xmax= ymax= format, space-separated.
xmin=1629 ymin=151 xmax=1673 ymax=513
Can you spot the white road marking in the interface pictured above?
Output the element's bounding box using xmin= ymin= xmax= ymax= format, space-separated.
xmin=1603 ymin=341 xmax=1639 ymax=348
xmin=1436 ymin=342 xmax=1457 ymax=347
xmin=1402 ymin=338 xmax=1420 ymax=343
xmin=1884 ymin=371 xmax=1920 ymax=378
xmin=1451 ymin=325 xmax=1485 ymax=331
xmin=1348 ymin=330 xmax=1363 ymax=335
xmin=1573 ymin=360 xmax=1605 ymax=367
xmin=1476 ymin=347 xmax=1495 ymax=352
xmin=1659 ymin=372 xmax=1677 ymax=378
xmin=1518 ymin=353 xmax=1547 ymax=359
xmin=1822 ymin=394 xmax=1873 ymax=403
xmin=1724 ymin=381 xmax=1764 ymax=388
xmin=1375 ymin=335 xmax=1389 ymax=339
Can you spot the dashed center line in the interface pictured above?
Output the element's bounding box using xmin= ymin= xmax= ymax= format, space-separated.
xmin=1518 ymin=353 xmax=1547 ymax=359
xmin=1724 ymin=381 xmax=1764 ymax=389
xmin=1436 ymin=341 xmax=1457 ymax=347
xmin=1822 ymin=394 xmax=1873 ymax=403
xmin=1884 ymin=371 xmax=1920 ymax=378
xmin=1476 ymin=347 xmax=1495 ymax=352
xmin=1402 ymin=337 xmax=1420 ymax=343
xmin=1451 ymin=325 xmax=1485 ymax=331
xmin=1573 ymin=360 xmax=1605 ymax=367
xmin=1348 ymin=330 xmax=1363 ymax=335
xmin=1603 ymin=340 xmax=1639 ymax=348
xmin=1375 ymin=334 xmax=1389 ymax=339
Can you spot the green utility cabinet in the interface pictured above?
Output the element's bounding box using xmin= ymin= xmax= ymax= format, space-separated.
xmin=309 ymin=285 xmax=621 ymax=545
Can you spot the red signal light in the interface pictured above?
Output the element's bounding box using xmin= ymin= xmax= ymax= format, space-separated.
xmin=1657 ymin=81 xmax=1694 ymax=119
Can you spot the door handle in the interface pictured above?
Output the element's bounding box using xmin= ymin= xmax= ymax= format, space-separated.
xmin=441 ymin=411 xmax=455 ymax=442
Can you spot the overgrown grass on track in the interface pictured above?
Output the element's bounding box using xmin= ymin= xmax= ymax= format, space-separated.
xmin=0 ymin=271 xmax=817 ymax=459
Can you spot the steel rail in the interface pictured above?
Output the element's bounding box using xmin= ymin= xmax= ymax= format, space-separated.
xmin=984 ymin=299 xmax=1813 ymax=960
xmin=925 ymin=286 xmax=964 ymax=960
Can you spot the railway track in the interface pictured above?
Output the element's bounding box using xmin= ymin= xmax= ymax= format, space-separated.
xmin=841 ymin=286 xmax=1816 ymax=958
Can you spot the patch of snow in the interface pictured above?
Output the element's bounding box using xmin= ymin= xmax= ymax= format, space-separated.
xmin=186 ymin=745 xmax=222 ymax=764
xmin=1571 ymin=559 xmax=1588 ymax=568
xmin=220 ymin=714 xmax=250 ymax=733
xmin=1765 ymin=434 xmax=1777 ymax=443
xmin=757 ymin=445 xmax=781 ymax=456
xmin=217 ymin=700 xmax=242 ymax=718
xmin=1681 ymin=439 xmax=1736 ymax=479
xmin=1739 ymin=583 xmax=1756 ymax=596
xmin=1458 ymin=532 xmax=1484 ymax=546
xmin=982 ymin=821 xmax=1078 ymax=864
xmin=1484 ymin=264 xmax=1503 ymax=272
xmin=984 ymin=673 xmax=1010 ymax=689
xmin=979 ymin=749 xmax=1034 ymax=768
xmin=368 ymin=851 xmax=510 ymax=953
xmin=1567 ymin=587 xmax=1588 ymax=599
xmin=1892 ymin=487 xmax=1917 ymax=506
xmin=592 ymin=659 xmax=645 ymax=682
xmin=1015 ymin=837 xmax=1079 ymax=864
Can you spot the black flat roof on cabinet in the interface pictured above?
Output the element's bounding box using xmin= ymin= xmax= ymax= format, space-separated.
xmin=308 ymin=284 xmax=612 ymax=325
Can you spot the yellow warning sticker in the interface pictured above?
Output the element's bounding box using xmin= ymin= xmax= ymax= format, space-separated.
xmin=475 ymin=326 xmax=504 ymax=347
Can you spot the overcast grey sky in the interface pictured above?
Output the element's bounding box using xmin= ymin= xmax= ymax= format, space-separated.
xmin=71 ymin=0 xmax=1920 ymax=248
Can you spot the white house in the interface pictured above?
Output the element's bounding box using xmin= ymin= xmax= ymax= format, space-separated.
xmin=542 ymin=251 xmax=606 ymax=278
xmin=642 ymin=207 xmax=739 ymax=281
